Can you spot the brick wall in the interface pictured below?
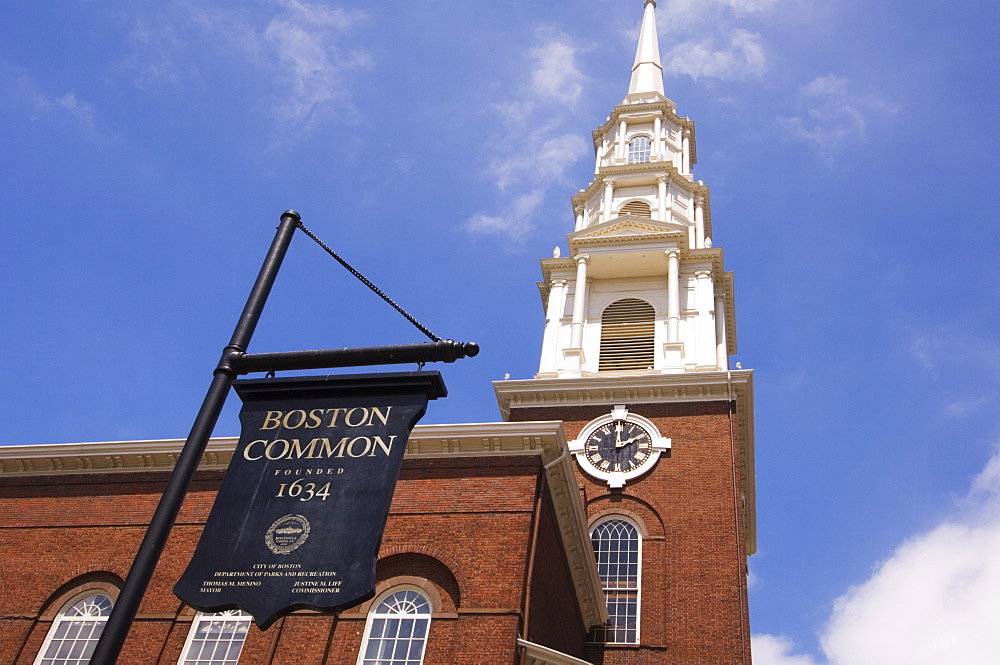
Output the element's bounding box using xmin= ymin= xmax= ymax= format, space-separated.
xmin=0 ymin=455 xmax=589 ymax=664
xmin=511 ymin=401 xmax=752 ymax=665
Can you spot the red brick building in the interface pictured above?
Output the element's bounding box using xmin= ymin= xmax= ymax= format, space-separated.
xmin=0 ymin=2 xmax=756 ymax=663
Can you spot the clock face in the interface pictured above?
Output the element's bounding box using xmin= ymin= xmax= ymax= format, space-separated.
xmin=583 ymin=419 xmax=655 ymax=475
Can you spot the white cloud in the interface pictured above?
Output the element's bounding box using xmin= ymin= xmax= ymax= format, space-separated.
xmin=34 ymin=91 xmax=96 ymax=130
xmin=752 ymin=634 xmax=821 ymax=665
xmin=530 ymin=35 xmax=587 ymax=105
xmin=754 ymin=446 xmax=1000 ymax=665
xmin=945 ymin=393 xmax=995 ymax=418
xmin=659 ymin=0 xmax=784 ymax=27
xmin=122 ymin=1 xmax=370 ymax=134
xmin=466 ymin=190 xmax=545 ymax=240
xmin=4 ymin=67 xmax=97 ymax=131
xmin=262 ymin=2 xmax=370 ymax=127
xmin=466 ymin=30 xmax=589 ymax=241
xmin=664 ymin=29 xmax=768 ymax=80
xmin=777 ymin=75 xmax=897 ymax=152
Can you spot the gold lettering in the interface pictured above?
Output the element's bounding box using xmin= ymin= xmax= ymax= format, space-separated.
xmin=368 ymin=406 xmax=391 ymax=426
xmin=265 ymin=439 xmax=290 ymax=460
xmin=261 ymin=411 xmax=283 ymax=430
xmin=324 ymin=408 xmax=346 ymax=427
xmin=344 ymin=408 xmax=368 ymax=427
xmin=321 ymin=437 xmax=349 ymax=458
xmin=282 ymin=410 xmax=307 ymax=429
xmin=307 ymin=409 xmax=325 ymax=428
xmin=289 ymin=438 xmax=326 ymax=459
xmin=369 ymin=435 xmax=395 ymax=456
xmin=347 ymin=436 xmax=371 ymax=457
xmin=244 ymin=439 xmax=267 ymax=461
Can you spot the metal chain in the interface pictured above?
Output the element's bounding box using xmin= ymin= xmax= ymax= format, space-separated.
xmin=295 ymin=221 xmax=441 ymax=342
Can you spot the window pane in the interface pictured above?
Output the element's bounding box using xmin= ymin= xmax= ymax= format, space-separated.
xmin=627 ymin=136 xmax=651 ymax=163
xmin=37 ymin=594 xmax=112 ymax=665
xmin=590 ymin=519 xmax=641 ymax=644
xmin=359 ymin=590 xmax=431 ymax=665
xmin=178 ymin=611 xmax=251 ymax=665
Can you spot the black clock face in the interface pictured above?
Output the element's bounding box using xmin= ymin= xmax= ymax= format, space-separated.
xmin=584 ymin=419 xmax=654 ymax=474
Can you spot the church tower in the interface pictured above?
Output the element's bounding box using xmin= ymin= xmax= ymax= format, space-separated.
xmin=495 ymin=1 xmax=756 ymax=662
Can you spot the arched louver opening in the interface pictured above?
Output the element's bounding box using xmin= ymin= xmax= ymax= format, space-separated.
xmin=618 ymin=200 xmax=651 ymax=218
xmin=599 ymin=299 xmax=655 ymax=372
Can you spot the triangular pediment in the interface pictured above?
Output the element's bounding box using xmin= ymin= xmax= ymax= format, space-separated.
xmin=570 ymin=216 xmax=686 ymax=241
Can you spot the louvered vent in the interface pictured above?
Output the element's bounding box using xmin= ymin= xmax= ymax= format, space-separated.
xmin=599 ymin=298 xmax=656 ymax=372
xmin=618 ymin=200 xmax=651 ymax=218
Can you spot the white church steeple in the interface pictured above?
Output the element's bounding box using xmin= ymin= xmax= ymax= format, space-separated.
xmin=627 ymin=0 xmax=665 ymax=102
xmin=534 ymin=1 xmax=737 ymax=379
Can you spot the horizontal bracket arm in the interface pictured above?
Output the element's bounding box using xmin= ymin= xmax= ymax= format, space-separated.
xmin=228 ymin=340 xmax=479 ymax=375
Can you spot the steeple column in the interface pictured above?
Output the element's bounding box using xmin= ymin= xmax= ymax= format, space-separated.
xmin=715 ymin=292 xmax=729 ymax=370
xmin=682 ymin=129 xmax=691 ymax=174
xmin=695 ymin=196 xmax=706 ymax=248
xmin=657 ymin=175 xmax=670 ymax=222
xmin=574 ymin=205 xmax=585 ymax=232
xmin=617 ymin=120 xmax=627 ymax=161
xmin=570 ymin=255 xmax=591 ymax=349
xmin=654 ymin=115 xmax=663 ymax=158
xmin=539 ymin=279 xmax=569 ymax=374
xmin=667 ymin=250 xmax=680 ymax=343
xmin=602 ymin=179 xmax=615 ymax=222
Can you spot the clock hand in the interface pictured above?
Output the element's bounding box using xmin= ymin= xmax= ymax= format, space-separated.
xmin=616 ymin=434 xmax=644 ymax=448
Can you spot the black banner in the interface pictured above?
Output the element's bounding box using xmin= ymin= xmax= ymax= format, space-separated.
xmin=174 ymin=372 xmax=446 ymax=628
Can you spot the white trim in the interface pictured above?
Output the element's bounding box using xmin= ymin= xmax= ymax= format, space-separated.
xmin=176 ymin=610 xmax=251 ymax=665
xmin=517 ymin=638 xmax=593 ymax=665
xmin=356 ymin=587 xmax=431 ymax=665
xmin=34 ymin=591 xmax=113 ymax=665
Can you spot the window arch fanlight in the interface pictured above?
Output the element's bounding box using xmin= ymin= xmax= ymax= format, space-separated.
xmin=357 ymin=587 xmax=432 ymax=665
xmin=177 ymin=609 xmax=252 ymax=665
xmin=589 ymin=516 xmax=642 ymax=645
xmin=599 ymin=298 xmax=656 ymax=372
xmin=34 ymin=592 xmax=113 ymax=665
xmin=617 ymin=200 xmax=651 ymax=218
xmin=627 ymin=135 xmax=651 ymax=164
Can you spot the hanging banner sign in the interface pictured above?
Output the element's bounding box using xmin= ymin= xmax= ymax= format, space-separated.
xmin=174 ymin=371 xmax=446 ymax=628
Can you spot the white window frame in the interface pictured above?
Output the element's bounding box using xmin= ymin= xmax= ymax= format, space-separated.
xmin=356 ymin=587 xmax=432 ymax=665
xmin=34 ymin=592 xmax=113 ymax=665
xmin=177 ymin=609 xmax=252 ymax=665
xmin=588 ymin=516 xmax=642 ymax=645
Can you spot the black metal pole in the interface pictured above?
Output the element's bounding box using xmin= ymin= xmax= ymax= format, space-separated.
xmin=90 ymin=210 xmax=301 ymax=664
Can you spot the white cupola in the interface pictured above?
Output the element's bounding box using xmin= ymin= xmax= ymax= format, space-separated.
xmin=536 ymin=0 xmax=737 ymax=379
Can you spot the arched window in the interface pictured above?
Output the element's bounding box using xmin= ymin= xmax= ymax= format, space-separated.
xmin=589 ymin=517 xmax=641 ymax=644
xmin=618 ymin=200 xmax=652 ymax=218
xmin=34 ymin=593 xmax=112 ymax=665
xmin=599 ymin=298 xmax=656 ymax=372
xmin=627 ymin=136 xmax=651 ymax=164
xmin=177 ymin=610 xmax=251 ymax=665
xmin=357 ymin=588 xmax=432 ymax=665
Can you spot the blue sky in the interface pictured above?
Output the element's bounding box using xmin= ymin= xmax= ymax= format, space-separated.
xmin=2 ymin=0 xmax=999 ymax=662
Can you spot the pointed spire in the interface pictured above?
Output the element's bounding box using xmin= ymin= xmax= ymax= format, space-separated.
xmin=627 ymin=0 xmax=665 ymax=100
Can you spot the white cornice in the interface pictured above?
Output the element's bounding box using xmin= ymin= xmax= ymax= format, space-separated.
xmin=518 ymin=638 xmax=594 ymax=665
xmin=494 ymin=371 xmax=757 ymax=555
xmin=0 ymin=420 xmax=609 ymax=628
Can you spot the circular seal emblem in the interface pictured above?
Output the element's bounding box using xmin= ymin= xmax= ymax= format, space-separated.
xmin=264 ymin=514 xmax=311 ymax=555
